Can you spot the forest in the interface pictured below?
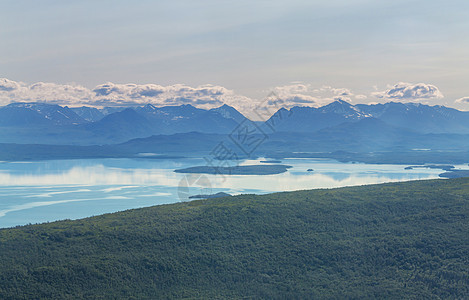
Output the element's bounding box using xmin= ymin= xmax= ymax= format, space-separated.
xmin=0 ymin=178 xmax=468 ymax=298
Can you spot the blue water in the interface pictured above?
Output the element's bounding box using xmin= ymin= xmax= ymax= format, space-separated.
xmin=0 ymin=157 xmax=457 ymax=228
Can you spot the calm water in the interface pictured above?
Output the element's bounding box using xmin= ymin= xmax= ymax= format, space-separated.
xmin=0 ymin=157 xmax=461 ymax=228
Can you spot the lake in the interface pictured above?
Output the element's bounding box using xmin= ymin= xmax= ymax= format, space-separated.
xmin=0 ymin=157 xmax=464 ymax=228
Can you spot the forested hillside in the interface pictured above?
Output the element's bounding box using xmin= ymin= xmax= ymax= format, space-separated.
xmin=0 ymin=178 xmax=468 ymax=299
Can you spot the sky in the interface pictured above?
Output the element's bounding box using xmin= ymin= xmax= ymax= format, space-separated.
xmin=1 ymin=0 xmax=469 ymax=115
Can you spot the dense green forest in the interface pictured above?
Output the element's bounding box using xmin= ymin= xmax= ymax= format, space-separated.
xmin=0 ymin=178 xmax=468 ymax=299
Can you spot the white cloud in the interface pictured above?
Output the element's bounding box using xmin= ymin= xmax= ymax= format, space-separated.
xmin=271 ymin=83 xmax=358 ymax=109
xmin=0 ymin=78 xmax=375 ymax=119
xmin=373 ymin=82 xmax=444 ymax=102
xmin=0 ymin=78 xmax=21 ymax=91
xmin=354 ymin=94 xmax=368 ymax=100
xmin=0 ymin=78 xmax=255 ymax=114
xmin=455 ymin=97 xmax=469 ymax=104
xmin=0 ymin=79 xmax=94 ymax=106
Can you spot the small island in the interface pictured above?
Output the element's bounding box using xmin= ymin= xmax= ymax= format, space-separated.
xmin=175 ymin=164 xmax=292 ymax=175
xmin=189 ymin=192 xmax=232 ymax=199
xmin=260 ymin=160 xmax=282 ymax=164
xmin=405 ymin=164 xmax=455 ymax=171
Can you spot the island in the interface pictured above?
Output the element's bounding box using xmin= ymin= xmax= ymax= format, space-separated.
xmin=260 ymin=160 xmax=282 ymax=164
xmin=189 ymin=192 xmax=232 ymax=199
xmin=174 ymin=164 xmax=292 ymax=175
xmin=405 ymin=164 xmax=455 ymax=171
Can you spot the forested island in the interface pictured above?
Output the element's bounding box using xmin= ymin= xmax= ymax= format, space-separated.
xmin=174 ymin=164 xmax=292 ymax=175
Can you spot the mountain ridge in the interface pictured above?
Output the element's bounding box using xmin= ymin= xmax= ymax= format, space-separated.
xmin=2 ymin=100 xmax=469 ymax=145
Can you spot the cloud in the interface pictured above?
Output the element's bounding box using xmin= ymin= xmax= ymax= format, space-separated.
xmin=455 ymin=97 xmax=469 ymax=104
xmin=272 ymin=84 xmax=319 ymax=107
xmin=0 ymin=79 xmax=94 ymax=106
xmin=0 ymin=78 xmax=369 ymax=119
xmin=0 ymin=78 xmax=255 ymax=113
xmin=373 ymin=82 xmax=443 ymax=102
xmin=0 ymin=78 xmax=21 ymax=91
xmin=91 ymin=83 xmax=240 ymax=109
xmin=271 ymin=83 xmax=359 ymax=109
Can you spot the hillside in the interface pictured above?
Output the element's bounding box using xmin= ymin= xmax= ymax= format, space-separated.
xmin=0 ymin=178 xmax=468 ymax=298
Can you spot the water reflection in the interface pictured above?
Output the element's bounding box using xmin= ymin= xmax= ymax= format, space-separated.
xmin=0 ymin=157 xmax=452 ymax=227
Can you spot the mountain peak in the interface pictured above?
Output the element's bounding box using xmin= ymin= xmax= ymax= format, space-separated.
xmin=210 ymin=104 xmax=247 ymax=123
xmin=218 ymin=104 xmax=233 ymax=109
xmin=143 ymin=104 xmax=157 ymax=110
xmin=319 ymin=99 xmax=364 ymax=119
xmin=323 ymin=99 xmax=353 ymax=108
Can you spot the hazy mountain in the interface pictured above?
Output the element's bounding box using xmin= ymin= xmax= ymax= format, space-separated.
xmin=318 ymin=99 xmax=367 ymax=118
xmin=83 ymin=108 xmax=154 ymax=142
xmin=0 ymin=105 xmax=52 ymax=126
xmin=0 ymin=102 xmax=248 ymax=144
xmin=118 ymin=132 xmax=225 ymax=154
xmin=135 ymin=104 xmax=241 ymax=134
xmin=3 ymin=101 xmax=469 ymax=146
xmin=0 ymin=102 xmax=87 ymax=126
xmin=99 ymin=106 xmax=128 ymax=116
xmin=309 ymin=117 xmax=416 ymax=152
xmin=356 ymin=102 xmax=469 ymax=134
xmin=265 ymin=100 xmax=367 ymax=133
xmin=209 ymin=104 xmax=247 ymax=124
xmin=268 ymin=100 xmax=469 ymax=134
xmin=71 ymin=106 xmax=104 ymax=122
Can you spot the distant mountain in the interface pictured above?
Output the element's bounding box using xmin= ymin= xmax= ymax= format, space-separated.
xmin=3 ymin=101 xmax=469 ymax=147
xmin=71 ymin=106 xmax=104 ymax=122
xmin=0 ymin=105 xmax=52 ymax=126
xmin=99 ymin=106 xmax=128 ymax=116
xmin=0 ymin=102 xmax=87 ymax=126
xmin=0 ymin=102 xmax=248 ymax=144
xmin=258 ymin=117 xmax=469 ymax=154
xmin=209 ymin=104 xmax=247 ymax=124
xmin=135 ymin=104 xmax=243 ymax=134
xmin=83 ymin=108 xmax=154 ymax=142
xmin=309 ymin=117 xmax=416 ymax=152
xmin=268 ymin=100 xmax=469 ymax=134
xmin=319 ymin=99 xmax=367 ymax=118
xmin=265 ymin=100 xmax=367 ymax=133
xmin=118 ymin=132 xmax=225 ymax=154
xmin=356 ymin=102 xmax=469 ymax=134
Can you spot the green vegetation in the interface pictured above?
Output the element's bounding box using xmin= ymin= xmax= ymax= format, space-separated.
xmin=188 ymin=192 xmax=232 ymax=199
xmin=174 ymin=164 xmax=292 ymax=175
xmin=440 ymin=170 xmax=469 ymax=178
xmin=1 ymin=178 xmax=469 ymax=298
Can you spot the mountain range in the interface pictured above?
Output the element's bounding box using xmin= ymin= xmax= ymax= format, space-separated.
xmin=0 ymin=102 xmax=247 ymax=144
xmin=266 ymin=100 xmax=469 ymax=134
xmin=1 ymin=100 xmax=469 ymax=146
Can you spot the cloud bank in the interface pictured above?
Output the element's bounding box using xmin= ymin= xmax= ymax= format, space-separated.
xmin=455 ymin=97 xmax=469 ymax=104
xmin=0 ymin=78 xmax=367 ymax=118
xmin=271 ymin=84 xmax=368 ymax=108
xmin=0 ymin=78 xmax=255 ymax=113
xmin=373 ymin=82 xmax=444 ymax=102
xmin=1 ymin=78 xmax=454 ymax=118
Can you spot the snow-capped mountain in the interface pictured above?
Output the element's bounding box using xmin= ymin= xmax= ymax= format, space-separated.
xmin=266 ymin=100 xmax=469 ymax=134
xmin=0 ymin=102 xmax=87 ymax=126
